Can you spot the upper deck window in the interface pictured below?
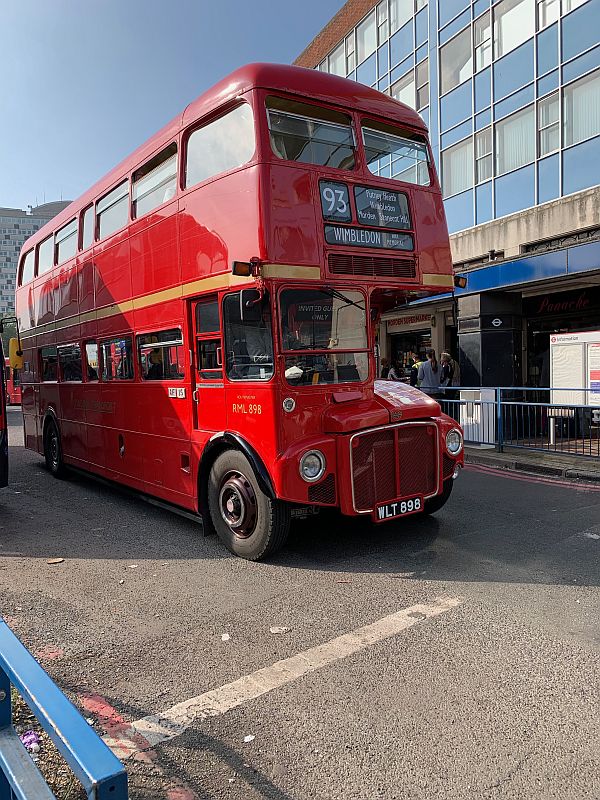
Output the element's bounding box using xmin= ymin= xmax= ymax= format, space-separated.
xmin=362 ymin=121 xmax=431 ymax=187
xmin=133 ymin=143 xmax=177 ymax=218
xmin=185 ymin=104 xmax=255 ymax=188
xmin=266 ymin=97 xmax=356 ymax=171
xmin=97 ymin=181 xmax=129 ymax=240
xmin=55 ymin=219 xmax=78 ymax=265
xmin=37 ymin=235 xmax=54 ymax=276
xmin=19 ymin=250 xmax=34 ymax=285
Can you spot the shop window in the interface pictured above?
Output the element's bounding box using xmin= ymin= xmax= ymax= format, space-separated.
xmin=101 ymin=337 xmax=134 ymax=381
xmin=475 ymin=128 xmax=493 ymax=183
xmin=495 ymin=105 xmax=535 ymax=175
xmin=493 ymin=0 xmax=535 ymax=59
xmin=138 ymin=329 xmax=185 ymax=381
xmin=474 ymin=14 xmax=492 ymax=72
xmin=440 ymin=27 xmax=472 ymax=94
xmin=563 ymin=69 xmax=600 ymax=146
xmin=538 ymin=92 xmax=560 ymax=156
xmin=40 ymin=346 xmax=58 ymax=382
xmin=186 ymin=104 xmax=255 ymax=188
xmin=357 ymin=10 xmax=377 ymax=64
xmin=58 ymin=344 xmax=82 ymax=382
xmin=442 ymin=138 xmax=473 ymax=197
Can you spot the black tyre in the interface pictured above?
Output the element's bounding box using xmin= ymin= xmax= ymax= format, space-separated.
xmin=423 ymin=478 xmax=453 ymax=514
xmin=43 ymin=418 xmax=67 ymax=478
xmin=208 ymin=450 xmax=290 ymax=560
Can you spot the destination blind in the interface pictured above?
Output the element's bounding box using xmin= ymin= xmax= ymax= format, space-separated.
xmin=324 ymin=224 xmax=413 ymax=251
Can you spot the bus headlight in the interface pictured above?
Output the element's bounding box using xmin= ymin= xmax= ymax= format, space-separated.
xmin=446 ymin=429 xmax=463 ymax=456
xmin=299 ymin=450 xmax=326 ymax=483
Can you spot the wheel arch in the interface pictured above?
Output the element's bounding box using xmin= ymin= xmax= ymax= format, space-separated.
xmin=42 ymin=407 xmax=60 ymax=440
xmin=197 ymin=432 xmax=276 ymax=515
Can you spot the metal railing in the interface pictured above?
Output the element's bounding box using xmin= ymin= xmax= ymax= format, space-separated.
xmin=436 ymin=387 xmax=600 ymax=459
xmin=0 ymin=618 xmax=127 ymax=800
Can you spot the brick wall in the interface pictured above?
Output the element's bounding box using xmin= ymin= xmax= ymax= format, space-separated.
xmin=294 ymin=0 xmax=378 ymax=68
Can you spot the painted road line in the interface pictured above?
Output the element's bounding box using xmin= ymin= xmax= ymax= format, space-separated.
xmin=104 ymin=596 xmax=461 ymax=760
xmin=465 ymin=463 xmax=600 ymax=492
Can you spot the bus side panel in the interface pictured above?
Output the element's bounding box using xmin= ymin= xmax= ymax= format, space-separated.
xmin=130 ymin=200 xmax=179 ymax=297
xmin=0 ymin=353 xmax=7 ymax=488
xmin=179 ymin=166 xmax=262 ymax=284
xmin=94 ymin=230 xmax=131 ymax=321
xmin=262 ymin=163 xmax=320 ymax=266
xmin=100 ymin=383 xmax=145 ymax=492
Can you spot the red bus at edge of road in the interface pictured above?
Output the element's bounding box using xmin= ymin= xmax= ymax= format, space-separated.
xmin=15 ymin=63 xmax=464 ymax=559
xmin=5 ymin=358 xmax=22 ymax=406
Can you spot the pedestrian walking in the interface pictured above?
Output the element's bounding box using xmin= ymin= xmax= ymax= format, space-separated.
xmin=440 ymin=351 xmax=458 ymax=418
xmin=409 ymin=351 xmax=424 ymax=387
xmin=417 ymin=348 xmax=442 ymax=398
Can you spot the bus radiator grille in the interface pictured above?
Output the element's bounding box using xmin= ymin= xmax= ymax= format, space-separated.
xmin=442 ymin=453 xmax=456 ymax=481
xmin=328 ymin=253 xmax=416 ymax=279
xmin=308 ymin=473 xmax=336 ymax=505
xmin=351 ymin=425 xmax=437 ymax=512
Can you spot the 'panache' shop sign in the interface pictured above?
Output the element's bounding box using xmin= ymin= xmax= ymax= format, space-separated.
xmin=387 ymin=313 xmax=431 ymax=329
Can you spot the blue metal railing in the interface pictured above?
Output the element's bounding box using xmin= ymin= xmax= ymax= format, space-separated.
xmin=0 ymin=618 xmax=127 ymax=800
xmin=435 ymin=386 xmax=600 ymax=458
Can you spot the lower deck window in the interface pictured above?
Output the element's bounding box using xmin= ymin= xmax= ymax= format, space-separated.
xmin=101 ymin=337 xmax=134 ymax=380
xmin=223 ymin=292 xmax=274 ymax=381
xmin=58 ymin=344 xmax=83 ymax=382
xmin=138 ymin=329 xmax=185 ymax=380
xmin=40 ymin=346 xmax=58 ymax=382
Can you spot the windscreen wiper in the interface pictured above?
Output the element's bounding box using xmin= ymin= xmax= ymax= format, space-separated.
xmin=321 ymin=286 xmax=365 ymax=311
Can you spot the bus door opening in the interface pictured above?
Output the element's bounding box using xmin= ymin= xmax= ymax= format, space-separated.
xmin=191 ymin=297 xmax=226 ymax=431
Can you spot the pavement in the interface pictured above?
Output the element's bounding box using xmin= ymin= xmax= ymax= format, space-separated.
xmin=465 ymin=445 xmax=600 ymax=483
xmin=1 ymin=405 xmax=599 ymax=800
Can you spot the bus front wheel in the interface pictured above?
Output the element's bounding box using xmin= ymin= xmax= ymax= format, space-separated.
xmin=423 ymin=479 xmax=453 ymax=514
xmin=208 ymin=450 xmax=290 ymax=561
xmin=43 ymin=419 xmax=66 ymax=478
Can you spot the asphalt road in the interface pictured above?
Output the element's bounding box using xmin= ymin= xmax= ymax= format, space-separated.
xmin=1 ymin=406 xmax=599 ymax=799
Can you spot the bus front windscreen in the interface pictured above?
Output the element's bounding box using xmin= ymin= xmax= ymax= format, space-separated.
xmin=279 ymin=288 xmax=369 ymax=386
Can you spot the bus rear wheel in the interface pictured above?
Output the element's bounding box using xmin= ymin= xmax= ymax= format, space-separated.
xmin=43 ymin=419 xmax=66 ymax=478
xmin=208 ymin=450 xmax=290 ymax=561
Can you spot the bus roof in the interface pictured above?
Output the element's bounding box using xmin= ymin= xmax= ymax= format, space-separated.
xmin=21 ymin=63 xmax=427 ymax=254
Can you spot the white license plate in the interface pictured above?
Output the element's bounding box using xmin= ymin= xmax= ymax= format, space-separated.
xmin=374 ymin=496 xmax=423 ymax=523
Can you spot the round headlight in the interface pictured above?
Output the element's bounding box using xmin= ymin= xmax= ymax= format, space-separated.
xmin=299 ymin=450 xmax=326 ymax=483
xmin=446 ymin=429 xmax=463 ymax=455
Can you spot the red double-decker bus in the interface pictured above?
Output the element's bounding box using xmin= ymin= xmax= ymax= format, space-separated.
xmin=0 ymin=348 xmax=6 ymax=488
xmin=5 ymin=358 xmax=21 ymax=406
xmin=15 ymin=63 xmax=463 ymax=559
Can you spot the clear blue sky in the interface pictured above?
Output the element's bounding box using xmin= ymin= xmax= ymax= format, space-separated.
xmin=1 ymin=0 xmax=345 ymax=210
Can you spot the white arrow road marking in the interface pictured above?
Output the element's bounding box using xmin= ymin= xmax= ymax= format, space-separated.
xmin=105 ymin=595 xmax=462 ymax=759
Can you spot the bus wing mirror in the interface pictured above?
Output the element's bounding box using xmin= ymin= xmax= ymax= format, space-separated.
xmin=9 ymin=338 xmax=23 ymax=370
xmin=454 ymin=274 xmax=467 ymax=289
xmin=240 ymin=289 xmax=263 ymax=323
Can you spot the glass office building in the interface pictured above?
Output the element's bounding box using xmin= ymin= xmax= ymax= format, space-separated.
xmin=309 ymin=0 xmax=599 ymax=232
xmin=297 ymin=0 xmax=600 ymax=387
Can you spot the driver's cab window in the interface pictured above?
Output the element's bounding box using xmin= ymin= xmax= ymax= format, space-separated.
xmin=223 ymin=291 xmax=274 ymax=381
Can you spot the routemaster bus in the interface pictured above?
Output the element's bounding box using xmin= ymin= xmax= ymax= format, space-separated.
xmin=15 ymin=63 xmax=463 ymax=560
xmin=5 ymin=358 xmax=21 ymax=406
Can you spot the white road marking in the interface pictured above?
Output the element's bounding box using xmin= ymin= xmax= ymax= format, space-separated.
xmin=104 ymin=596 xmax=461 ymax=759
